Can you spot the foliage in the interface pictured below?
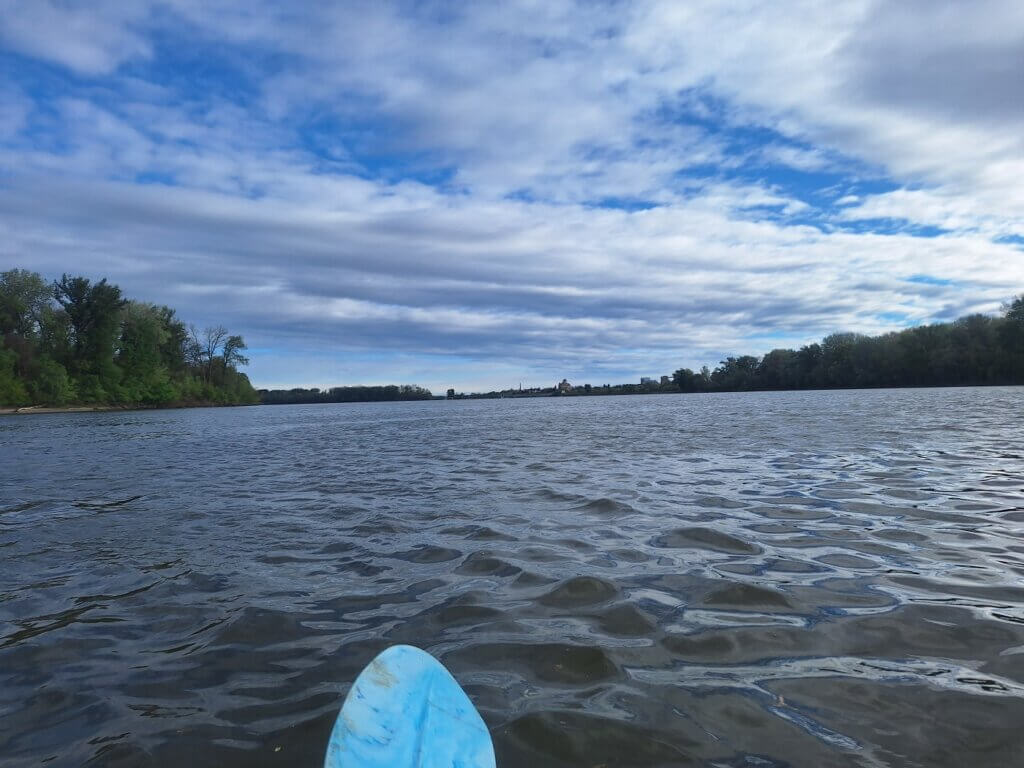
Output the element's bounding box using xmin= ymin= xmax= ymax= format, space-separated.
xmin=0 ymin=269 xmax=51 ymax=338
xmin=0 ymin=347 xmax=29 ymax=405
xmin=0 ymin=268 xmax=258 ymax=408
xmin=30 ymin=358 xmax=76 ymax=405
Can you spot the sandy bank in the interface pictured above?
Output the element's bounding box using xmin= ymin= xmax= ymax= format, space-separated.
xmin=0 ymin=402 xmax=256 ymax=416
xmin=0 ymin=405 xmax=125 ymax=415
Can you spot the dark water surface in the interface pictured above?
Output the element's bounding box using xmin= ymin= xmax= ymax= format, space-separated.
xmin=3 ymin=389 xmax=1024 ymax=767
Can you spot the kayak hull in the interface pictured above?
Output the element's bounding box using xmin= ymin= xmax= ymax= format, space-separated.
xmin=324 ymin=644 xmax=496 ymax=768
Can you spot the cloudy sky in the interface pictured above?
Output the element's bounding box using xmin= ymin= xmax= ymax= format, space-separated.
xmin=2 ymin=1 xmax=1022 ymax=392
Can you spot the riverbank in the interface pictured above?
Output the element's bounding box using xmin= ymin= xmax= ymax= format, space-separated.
xmin=1 ymin=405 xmax=121 ymax=415
xmin=0 ymin=401 xmax=257 ymax=416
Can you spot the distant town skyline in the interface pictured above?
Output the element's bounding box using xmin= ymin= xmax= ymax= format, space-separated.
xmin=3 ymin=1 xmax=1023 ymax=392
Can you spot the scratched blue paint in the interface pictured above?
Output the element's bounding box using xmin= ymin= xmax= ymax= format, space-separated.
xmin=324 ymin=644 xmax=496 ymax=768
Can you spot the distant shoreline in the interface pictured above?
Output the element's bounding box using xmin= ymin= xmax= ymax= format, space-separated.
xmin=4 ymin=383 xmax=1020 ymax=416
xmin=445 ymin=381 xmax=1023 ymax=400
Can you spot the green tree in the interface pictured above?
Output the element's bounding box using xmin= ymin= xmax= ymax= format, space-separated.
xmin=39 ymin=306 xmax=73 ymax=370
xmin=999 ymin=295 xmax=1024 ymax=380
xmin=53 ymin=275 xmax=126 ymax=399
xmin=191 ymin=325 xmax=227 ymax=383
xmin=30 ymin=358 xmax=75 ymax=405
xmin=757 ymin=349 xmax=797 ymax=389
xmin=156 ymin=306 xmax=188 ymax=373
xmin=0 ymin=347 xmax=29 ymax=405
xmin=1 ymin=269 xmax=51 ymax=337
xmin=711 ymin=356 xmax=759 ymax=390
xmin=222 ymin=334 xmax=249 ymax=370
xmin=117 ymin=302 xmax=179 ymax=403
xmin=672 ymin=367 xmax=706 ymax=392
xmin=0 ymin=269 xmax=52 ymax=379
xmin=1005 ymin=295 xmax=1024 ymax=324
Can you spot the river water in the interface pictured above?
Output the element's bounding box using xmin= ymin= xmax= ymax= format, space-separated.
xmin=2 ymin=388 xmax=1024 ymax=767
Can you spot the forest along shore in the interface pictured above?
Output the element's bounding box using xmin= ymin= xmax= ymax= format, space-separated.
xmin=1 ymin=269 xmax=259 ymax=409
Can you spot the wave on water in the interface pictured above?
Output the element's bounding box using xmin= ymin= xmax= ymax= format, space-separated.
xmin=2 ymin=388 xmax=1024 ymax=767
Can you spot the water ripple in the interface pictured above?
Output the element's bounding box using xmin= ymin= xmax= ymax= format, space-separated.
xmin=2 ymin=388 xmax=1024 ymax=766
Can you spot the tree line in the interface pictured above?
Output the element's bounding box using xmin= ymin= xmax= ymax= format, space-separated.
xmin=0 ymin=268 xmax=258 ymax=407
xmin=260 ymin=385 xmax=433 ymax=404
xmin=452 ymin=381 xmax=672 ymax=398
xmin=673 ymin=297 xmax=1024 ymax=392
xmin=6 ymin=265 xmax=1020 ymax=407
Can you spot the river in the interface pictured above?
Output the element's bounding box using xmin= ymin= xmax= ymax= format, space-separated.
xmin=2 ymin=388 xmax=1023 ymax=767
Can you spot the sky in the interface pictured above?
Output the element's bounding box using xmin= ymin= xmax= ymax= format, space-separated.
xmin=1 ymin=1 xmax=1023 ymax=393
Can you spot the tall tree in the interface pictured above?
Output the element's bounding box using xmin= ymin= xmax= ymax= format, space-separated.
xmin=1000 ymin=295 xmax=1024 ymax=380
xmin=52 ymin=275 xmax=126 ymax=371
xmin=156 ymin=306 xmax=188 ymax=373
xmin=1005 ymin=295 xmax=1024 ymax=324
xmin=117 ymin=302 xmax=177 ymax=403
xmin=0 ymin=269 xmax=51 ymax=338
xmin=191 ymin=324 xmax=228 ymax=383
xmin=222 ymin=334 xmax=249 ymax=370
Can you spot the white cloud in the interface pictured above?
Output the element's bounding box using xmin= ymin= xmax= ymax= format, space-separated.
xmin=2 ymin=0 xmax=1023 ymax=389
xmin=1 ymin=169 xmax=1017 ymax=389
xmin=0 ymin=0 xmax=152 ymax=75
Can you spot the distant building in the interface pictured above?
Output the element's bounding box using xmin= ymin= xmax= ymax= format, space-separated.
xmin=640 ymin=377 xmax=656 ymax=385
xmin=557 ymin=378 xmax=572 ymax=393
xmin=660 ymin=375 xmax=670 ymax=386
xmin=446 ymin=388 xmax=456 ymax=399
